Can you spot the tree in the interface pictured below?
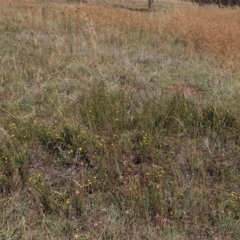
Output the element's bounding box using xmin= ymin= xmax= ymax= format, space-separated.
xmin=148 ymin=0 xmax=154 ymax=10
xmin=213 ymin=0 xmax=222 ymax=7
xmin=191 ymin=0 xmax=240 ymax=7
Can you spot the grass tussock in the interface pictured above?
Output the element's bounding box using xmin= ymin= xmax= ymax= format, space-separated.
xmin=0 ymin=1 xmax=240 ymax=239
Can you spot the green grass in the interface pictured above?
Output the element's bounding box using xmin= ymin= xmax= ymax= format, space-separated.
xmin=0 ymin=1 xmax=240 ymax=239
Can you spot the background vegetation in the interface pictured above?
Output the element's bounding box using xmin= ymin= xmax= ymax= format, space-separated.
xmin=0 ymin=0 xmax=240 ymax=239
xmin=191 ymin=0 xmax=240 ymax=7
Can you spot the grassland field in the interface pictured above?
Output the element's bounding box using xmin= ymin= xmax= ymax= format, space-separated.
xmin=0 ymin=0 xmax=240 ymax=239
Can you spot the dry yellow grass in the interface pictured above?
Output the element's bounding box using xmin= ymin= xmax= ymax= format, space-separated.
xmin=0 ymin=0 xmax=34 ymax=2
xmin=165 ymin=7 xmax=240 ymax=66
xmin=49 ymin=3 xmax=240 ymax=68
xmin=1 ymin=1 xmax=239 ymax=68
